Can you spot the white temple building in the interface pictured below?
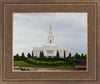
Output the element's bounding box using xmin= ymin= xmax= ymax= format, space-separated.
xmin=33 ymin=26 xmax=68 ymax=58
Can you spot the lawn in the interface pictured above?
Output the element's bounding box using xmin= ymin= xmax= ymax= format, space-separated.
xmin=14 ymin=58 xmax=76 ymax=70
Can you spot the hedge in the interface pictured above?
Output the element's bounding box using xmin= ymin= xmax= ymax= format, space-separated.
xmin=25 ymin=58 xmax=65 ymax=66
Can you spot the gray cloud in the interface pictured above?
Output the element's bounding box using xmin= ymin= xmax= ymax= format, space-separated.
xmin=13 ymin=13 xmax=87 ymax=56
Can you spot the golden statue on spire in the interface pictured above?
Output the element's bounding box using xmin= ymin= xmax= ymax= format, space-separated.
xmin=50 ymin=25 xmax=52 ymax=30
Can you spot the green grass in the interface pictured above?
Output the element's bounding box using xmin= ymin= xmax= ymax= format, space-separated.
xmin=28 ymin=58 xmax=65 ymax=63
xmin=26 ymin=58 xmax=65 ymax=66
xmin=14 ymin=61 xmax=31 ymax=67
xmin=14 ymin=59 xmax=76 ymax=70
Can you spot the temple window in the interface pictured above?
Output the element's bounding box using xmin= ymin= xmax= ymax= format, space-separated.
xmin=50 ymin=40 xmax=52 ymax=43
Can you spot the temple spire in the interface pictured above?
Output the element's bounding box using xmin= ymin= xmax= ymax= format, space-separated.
xmin=50 ymin=25 xmax=52 ymax=30
xmin=48 ymin=25 xmax=54 ymax=43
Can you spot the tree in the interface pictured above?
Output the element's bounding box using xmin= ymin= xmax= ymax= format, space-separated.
xmin=41 ymin=51 xmax=44 ymax=58
xmin=84 ymin=54 xmax=86 ymax=59
xmin=67 ymin=52 xmax=71 ymax=59
xmin=20 ymin=52 xmax=26 ymax=60
xmin=80 ymin=53 xmax=84 ymax=59
xmin=39 ymin=51 xmax=41 ymax=58
xmin=81 ymin=54 xmax=86 ymax=60
xmin=40 ymin=51 xmax=45 ymax=58
xmin=71 ymin=56 xmax=75 ymax=59
xmin=27 ymin=53 xmax=32 ymax=58
xmin=64 ymin=51 xmax=66 ymax=58
xmin=32 ymin=51 xmax=34 ymax=58
xmin=14 ymin=53 xmax=20 ymax=61
xmin=74 ymin=53 xmax=80 ymax=59
xmin=56 ymin=50 xmax=60 ymax=58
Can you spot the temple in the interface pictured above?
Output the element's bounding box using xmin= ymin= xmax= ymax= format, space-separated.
xmin=33 ymin=26 xmax=68 ymax=58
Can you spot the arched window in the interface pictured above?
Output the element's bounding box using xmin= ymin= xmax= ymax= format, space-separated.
xmin=50 ymin=40 xmax=52 ymax=43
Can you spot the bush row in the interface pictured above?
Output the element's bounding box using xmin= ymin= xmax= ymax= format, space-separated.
xmin=25 ymin=58 xmax=65 ymax=66
xmin=25 ymin=59 xmax=80 ymax=66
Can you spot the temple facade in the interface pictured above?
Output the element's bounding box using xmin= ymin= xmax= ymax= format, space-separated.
xmin=33 ymin=26 xmax=68 ymax=58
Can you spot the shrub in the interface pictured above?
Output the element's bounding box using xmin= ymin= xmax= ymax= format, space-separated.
xmin=26 ymin=58 xmax=65 ymax=66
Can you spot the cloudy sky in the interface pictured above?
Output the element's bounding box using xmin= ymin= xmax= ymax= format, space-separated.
xmin=13 ymin=13 xmax=87 ymax=56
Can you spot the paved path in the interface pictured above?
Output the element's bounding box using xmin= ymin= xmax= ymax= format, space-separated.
xmin=13 ymin=66 xmax=70 ymax=72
